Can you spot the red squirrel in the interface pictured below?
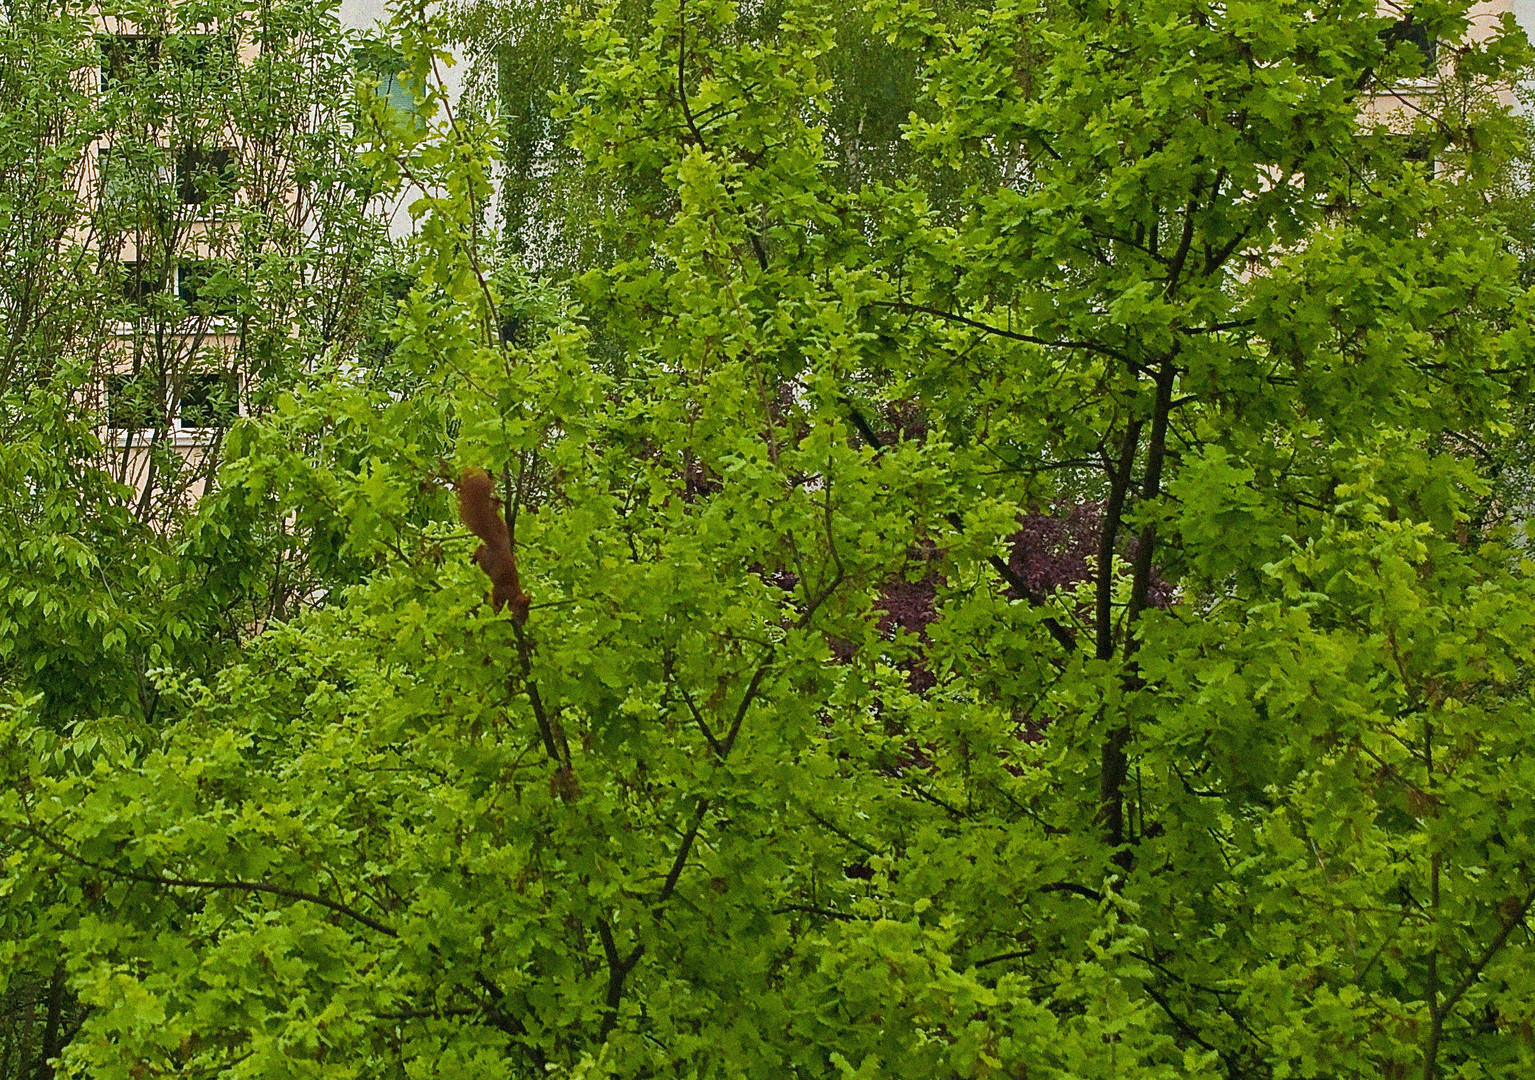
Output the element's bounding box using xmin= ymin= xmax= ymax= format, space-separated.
xmin=458 ymin=467 xmax=530 ymax=624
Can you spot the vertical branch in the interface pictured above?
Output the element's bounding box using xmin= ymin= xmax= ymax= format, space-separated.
xmin=1122 ymin=358 xmax=1177 ymax=649
xmin=29 ymin=961 xmax=65 ymax=1080
xmin=1095 ymin=418 xmax=1143 ymax=663
xmin=657 ymin=801 xmax=710 ymax=907
xmin=676 ymin=0 xmax=708 ymax=154
xmin=595 ymin=918 xmax=645 ymax=1039
xmin=1101 ymin=356 xmax=1177 ymax=851
xmin=675 ymin=0 xmax=768 ymax=271
xmin=512 ymin=621 xmax=569 ymax=768
xmin=1422 ymin=717 xmax=1441 ymax=1080
xmin=1095 ymin=415 xmax=1142 ymax=850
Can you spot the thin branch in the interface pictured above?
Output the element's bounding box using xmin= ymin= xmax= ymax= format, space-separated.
xmin=1162 ymin=184 xmax=1201 ymax=299
xmin=773 ymin=904 xmax=868 ymax=922
xmin=903 ymin=782 xmax=966 ymax=818
xmin=1037 ymin=881 xmax=1104 ymax=902
xmin=676 ymin=0 xmax=709 ymax=153
xmin=1436 ymin=887 xmax=1535 ymax=1022
xmin=377 ymin=1007 xmax=481 ymax=1022
xmin=596 ymin=918 xmax=645 ymax=1039
xmin=472 ymin=972 xmax=539 ymax=1051
xmin=988 ymin=554 xmax=1079 ymax=653
xmin=676 ymin=683 xmax=726 ymax=758
xmin=512 ymin=620 xmax=569 ymax=767
xmin=799 ymin=807 xmax=879 ymax=855
xmin=657 ymin=800 xmax=710 ymax=907
xmin=972 ymin=949 xmax=1034 ymax=969
xmin=720 ymin=657 xmax=772 ymax=755
xmin=842 ymin=399 xmax=885 ymax=451
xmin=873 ymin=300 xmax=1138 ymax=368
xmin=26 ymin=825 xmax=397 ymax=937
xmin=1179 ymin=318 xmax=1256 ymax=335
xmin=1142 ymin=981 xmax=1229 ymax=1061
xmin=676 ymin=0 xmax=768 ymax=272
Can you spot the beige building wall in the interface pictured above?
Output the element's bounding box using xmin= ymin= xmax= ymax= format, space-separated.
xmin=338 ymin=0 xmax=391 ymax=31
xmin=87 ymin=1 xmax=464 ymax=515
xmin=339 ymin=0 xmax=463 ymax=239
xmin=86 ymin=10 xmax=254 ymax=511
xmin=1361 ymin=0 xmax=1527 ymax=159
xmin=85 ymin=3 xmax=389 ymax=513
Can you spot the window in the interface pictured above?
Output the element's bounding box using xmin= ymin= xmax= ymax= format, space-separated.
xmin=106 ymin=369 xmax=165 ymax=430
xmin=177 ymin=259 xmax=238 ymax=317
xmin=164 ymin=33 xmax=232 ymax=72
xmin=99 ymin=32 xmax=231 ymax=91
xmin=97 ymin=146 xmax=174 ymax=205
xmin=177 ymin=371 xmax=238 ymax=429
xmin=176 ymin=146 xmax=236 ymax=206
xmin=1400 ymin=134 xmax=1434 ymax=177
xmin=99 ymin=34 xmax=159 ymax=92
xmin=378 ymin=70 xmax=417 ymax=116
xmin=99 ymin=145 xmax=231 ymax=212
xmin=1385 ymin=19 xmax=1436 ymax=79
xmin=105 ymin=367 xmax=238 ymax=431
xmin=1358 ymin=130 xmax=1437 ymax=187
xmin=380 ymin=269 xmax=414 ymax=302
xmin=120 ymin=260 xmax=167 ymax=303
xmin=353 ymin=40 xmax=418 ymax=117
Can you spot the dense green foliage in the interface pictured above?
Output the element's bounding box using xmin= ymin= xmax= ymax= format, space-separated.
xmin=0 ymin=0 xmax=391 ymax=1072
xmin=443 ymin=0 xmax=973 ymax=271
xmin=5 ymin=0 xmax=1535 ymax=1077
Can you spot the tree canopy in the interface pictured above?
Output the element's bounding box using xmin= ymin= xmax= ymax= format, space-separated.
xmin=5 ymin=0 xmax=1535 ymax=1078
xmin=0 ymin=0 xmax=392 ymax=1070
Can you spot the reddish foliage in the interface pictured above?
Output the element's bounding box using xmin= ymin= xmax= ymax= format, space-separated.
xmin=1001 ymin=501 xmax=1174 ymax=613
xmin=761 ymin=501 xmax=1170 ymax=697
xmin=875 ymin=570 xmax=940 ymax=691
xmin=1003 ymin=502 xmax=1103 ymax=602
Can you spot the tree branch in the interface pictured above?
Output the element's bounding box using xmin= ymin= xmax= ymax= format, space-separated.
xmin=773 ymin=904 xmax=868 ymax=922
xmin=1038 ymin=881 xmax=1104 ymax=902
xmin=988 ymin=553 xmax=1079 ymax=653
xmin=720 ymin=657 xmax=771 ymax=755
xmin=972 ymin=949 xmax=1034 ymax=969
xmin=512 ymin=620 xmax=570 ymax=767
xmin=596 ymin=918 xmax=645 ymax=1039
xmin=657 ymin=799 xmax=710 ymax=907
xmin=676 ymin=0 xmax=768 ymax=272
xmin=1096 ymin=418 xmax=1144 ymax=849
xmin=1436 ymin=887 xmax=1535 ymax=1023
xmin=873 ymin=300 xmax=1139 ymax=369
xmin=26 ymin=825 xmax=397 ymax=937
xmin=677 ymin=683 xmax=726 ymax=758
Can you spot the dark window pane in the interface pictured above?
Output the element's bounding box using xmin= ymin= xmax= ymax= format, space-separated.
xmin=121 ymin=260 xmax=167 ymax=303
xmin=99 ymin=34 xmax=159 ymax=91
xmin=380 ymin=269 xmax=414 ymax=302
xmin=166 ymin=33 xmax=232 ymax=70
xmin=177 ymin=147 xmax=236 ymax=205
xmin=99 ymin=146 xmax=174 ymax=205
xmin=177 ymin=259 xmax=238 ymax=316
xmin=353 ymin=40 xmax=417 ymax=115
xmin=178 ymin=371 xmax=238 ymax=428
xmin=1386 ymin=19 xmax=1436 ymax=76
xmin=1402 ymin=135 xmax=1434 ymax=174
xmin=106 ymin=370 xmax=164 ymax=429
